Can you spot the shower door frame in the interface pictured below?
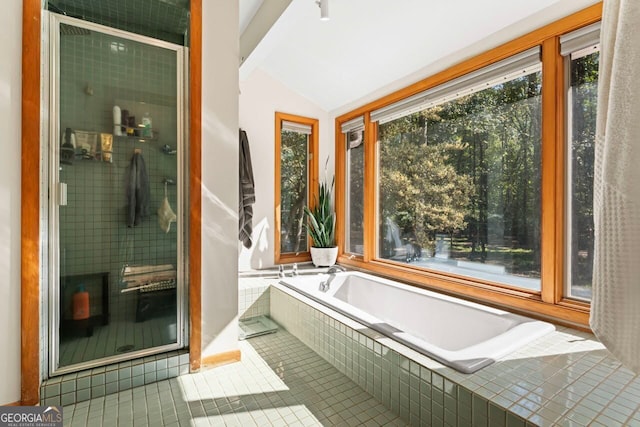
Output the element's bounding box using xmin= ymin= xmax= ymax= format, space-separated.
xmin=46 ymin=12 xmax=189 ymax=376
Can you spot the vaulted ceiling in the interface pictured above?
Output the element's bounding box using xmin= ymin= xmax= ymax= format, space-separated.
xmin=240 ymin=0 xmax=599 ymax=112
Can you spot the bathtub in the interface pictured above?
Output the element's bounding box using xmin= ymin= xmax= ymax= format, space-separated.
xmin=278 ymin=271 xmax=554 ymax=373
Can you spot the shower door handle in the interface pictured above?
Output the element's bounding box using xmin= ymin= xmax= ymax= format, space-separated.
xmin=58 ymin=182 xmax=67 ymax=206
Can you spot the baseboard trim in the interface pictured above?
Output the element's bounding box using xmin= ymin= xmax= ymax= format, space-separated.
xmin=201 ymin=350 xmax=241 ymax=369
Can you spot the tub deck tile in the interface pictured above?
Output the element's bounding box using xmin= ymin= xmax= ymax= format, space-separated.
xmin=270 ymin=281 xmax=640 ymax=427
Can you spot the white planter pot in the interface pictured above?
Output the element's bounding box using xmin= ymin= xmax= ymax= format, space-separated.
xmin=310 ymin=246 xmax=338 ymax=267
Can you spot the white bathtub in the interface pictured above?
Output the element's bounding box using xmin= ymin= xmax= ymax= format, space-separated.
xmin=279 ymin=271 xmax=554 ymax=373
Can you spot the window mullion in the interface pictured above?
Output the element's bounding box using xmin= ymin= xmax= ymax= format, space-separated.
xmin=540 ymin=37 xmax=563 ymax=304
xmin=363 ymin=113 xmax=376 ymax=262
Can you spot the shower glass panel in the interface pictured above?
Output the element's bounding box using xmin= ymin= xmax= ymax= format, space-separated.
xmin=50 ymin=14 xmax=185 ymax=374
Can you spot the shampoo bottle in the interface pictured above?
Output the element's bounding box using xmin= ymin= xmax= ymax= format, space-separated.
xmin=142 ymin=112 xmax=152 ymax=138
xmin=72 ymin=284 xmax=90 ymax=320
xmin=113 ymin=105 xmax=122 ymax=136
xmin=60 ymin=127 xmax=75 ymax=165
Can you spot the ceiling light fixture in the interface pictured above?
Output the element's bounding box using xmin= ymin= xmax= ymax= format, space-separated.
xmin=316 ymin=0 xmax=329 ymax=21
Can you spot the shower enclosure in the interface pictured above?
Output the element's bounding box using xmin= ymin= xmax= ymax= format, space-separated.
xmin=47 ymin=11 xmax=188 ymax=375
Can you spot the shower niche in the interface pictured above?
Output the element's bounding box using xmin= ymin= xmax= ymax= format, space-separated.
xmin=47 ymin=12 xmax=187 ymax=375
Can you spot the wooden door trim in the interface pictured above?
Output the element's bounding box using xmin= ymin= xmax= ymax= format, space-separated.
xmin=21 ymin=0 xmax=42 ymax=406
xmin=20 ymin=0 xmax=204 ymax=403
xmin=189 ymin=0 xmax=202 ymax=372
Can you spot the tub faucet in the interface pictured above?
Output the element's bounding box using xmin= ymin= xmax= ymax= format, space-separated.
xmin=319 ymin=265 xmax=346 ymax=292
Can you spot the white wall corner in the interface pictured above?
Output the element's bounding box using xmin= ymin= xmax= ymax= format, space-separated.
xmin=239 ymin=69 xmax=331 ymax=271
xmin=200 ymin=0 xmax=240 ymax=358
xmin=0 ymin=0 xmax=24 ymax=406
xmin=240 ymin=0 xmax=293 ymax=68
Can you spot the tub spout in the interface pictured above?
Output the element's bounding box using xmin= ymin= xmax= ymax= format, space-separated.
xmin=319 ymin=265 xmax=346 ymax=292
xmin=327 ymin=265 xmax=346 ymax=274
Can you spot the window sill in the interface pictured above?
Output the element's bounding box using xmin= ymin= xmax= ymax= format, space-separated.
xmin=277 ymin=253 xmax=311 ymax=264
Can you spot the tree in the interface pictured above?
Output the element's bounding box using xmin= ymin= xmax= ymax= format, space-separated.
xmin=280 ymin=130 xmax=308 ymax=253
xmin=569 ymin=52 xmax=599 ymax=289
xmin=347 ymin=132 xmax=365 ymax=251
xmin=379 ymin=113 xmax=474 ymax=256
xmin=378 ymin=72 xmax=543 ymax=279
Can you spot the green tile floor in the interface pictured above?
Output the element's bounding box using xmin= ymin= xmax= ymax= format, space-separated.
xmin=62 ymin=330 xmax=407 ymax=426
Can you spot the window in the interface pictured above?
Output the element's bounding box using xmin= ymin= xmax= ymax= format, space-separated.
xmin=343 ymin=117 xmax=365 ymax=255
xmin=275 ymin=112 xmax=318 ymax=263
xmin=376 ymin=52 xmax=542 ymax=290
xmin=335 ymin=5 xmax=602 ymax=327
xmin=563 ymin=23 xmax=600 ymax=301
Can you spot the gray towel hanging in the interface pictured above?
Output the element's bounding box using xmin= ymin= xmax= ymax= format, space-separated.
xmin=126 ymin=152 xmax=150 ymax=227
xmin=239 ymin=129 xmax=256 ymax=248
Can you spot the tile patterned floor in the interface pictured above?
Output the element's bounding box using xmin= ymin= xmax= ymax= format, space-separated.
xmin=62 ymin=330 xmax=407 ymax=426
xmin=60 ymin=315 xmax=176 ymax=367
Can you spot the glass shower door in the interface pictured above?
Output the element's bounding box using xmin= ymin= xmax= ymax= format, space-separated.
xmin=49 ymin=13 xmax=185 ymax=374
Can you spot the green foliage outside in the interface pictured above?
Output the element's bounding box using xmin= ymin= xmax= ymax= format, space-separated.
xmin=280 ymin=55 xmax=598 ymax=292
xmin=378 ymin=72 xmax=544 ymax=279
xmin=280 ymin=130 xmax=308 ymax=254
xmin=569 ymin=52 xmax=599 ymax=297
xmin=347 ymin=133 xmax=364 ymax=253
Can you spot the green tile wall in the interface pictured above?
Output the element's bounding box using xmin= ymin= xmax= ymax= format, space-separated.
xmin=271 ymin=286 xmax=531 ymax=427
xmin=49 ymin=0 xmax=189 ymax=45
xmin=57 ymin=27 xmax=180 ymax=364
xmin=41 ymin=351 xmax=190 ymax=406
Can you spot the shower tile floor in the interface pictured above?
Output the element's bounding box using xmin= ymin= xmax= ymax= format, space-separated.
xmin=62 ymin=330 xmax=407 ymax=426
xmin=60 ymin=316 xmax=175 ymax=367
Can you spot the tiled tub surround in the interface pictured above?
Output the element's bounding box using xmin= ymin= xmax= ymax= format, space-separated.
xmin=272 ymin=283 xmax=640 ymax=426
xmin=238 ymin=264 xmax=333 ymax=320
xmin=239 ymin=276 xmax=271 ymax=320
xmin=279 ymin=271 xmax=555 ymax=374
xmin=41 ymin=350 xmax=190 ymax=407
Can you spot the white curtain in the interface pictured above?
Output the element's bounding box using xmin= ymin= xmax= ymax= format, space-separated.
xmin=591 ymin=0 xmax=640 ymax=372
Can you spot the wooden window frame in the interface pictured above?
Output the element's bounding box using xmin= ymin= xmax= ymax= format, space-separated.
xmin=335 ymin=4 xmax=602 ymax=329
xmin=338 ymin=125 xmax=367 ymax=261
xmin=274 ymin=112 xmax=319 ymax=264
xmin=562 ymin=46 xmax=600 ymax=307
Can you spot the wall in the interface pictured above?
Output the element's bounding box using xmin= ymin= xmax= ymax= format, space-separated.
xmin=0 ymin=0 xmax=22 ymax=405
xmin=240 ymin=0 xmax=292 ymax=65
xmin=238 ymin=69 xmax=331 ymax=271
xmin=200 ymin=0 xmax=240 ymax=358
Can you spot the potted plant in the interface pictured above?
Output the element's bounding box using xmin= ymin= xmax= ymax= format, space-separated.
xmin=305 ymin=163 xmax=338 ymax=267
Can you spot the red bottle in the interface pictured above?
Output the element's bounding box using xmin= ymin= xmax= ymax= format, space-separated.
xmin=72 ymin=285 xmax=90 ymax=320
